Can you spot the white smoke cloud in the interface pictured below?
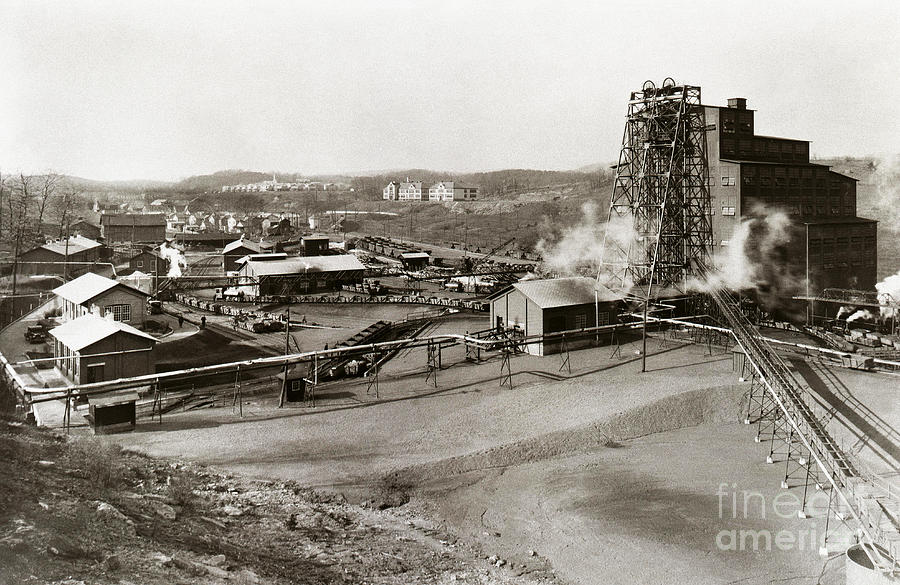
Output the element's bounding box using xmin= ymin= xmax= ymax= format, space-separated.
xmin=536 ymin=201 xmax=637 ymax=287
xmin=846 ymin=309 xmax=876 ymax=323
xmin=159 ymin=241 xmax=187 ymax=277
xmin=876 ymin=269 xmax=900 ymax=320
xmin=538 ymin=200 xmax=809 ymax=313
xmin=836 ymin=305 xmax=855 ymax=320
xmin=688 ymin=206 xmax=803 ymax=311
xmin=872 ymin=155 xmax=900 ymax=234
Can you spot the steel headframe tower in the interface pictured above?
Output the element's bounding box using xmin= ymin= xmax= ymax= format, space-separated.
xmin=600 ymin=78 xmax=714 ymax=300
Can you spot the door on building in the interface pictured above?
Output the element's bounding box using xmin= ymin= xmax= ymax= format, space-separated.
xmin=85 ymin=363 xmax=105 ymax=384
xmin=496 ymin=316 xmax=504 ymax=330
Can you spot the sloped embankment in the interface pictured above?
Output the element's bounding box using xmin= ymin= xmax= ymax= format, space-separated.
xmin=388 ymin=384 xmax=745 ymax=488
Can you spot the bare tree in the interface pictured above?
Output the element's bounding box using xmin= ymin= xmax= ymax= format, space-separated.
xmin=8 ymin=174 xmax=36 ymax=295
xmin=35 ymin=172 xmax=62 ymax=228
xmin=54 ymin=185 xmax=83 ymax=280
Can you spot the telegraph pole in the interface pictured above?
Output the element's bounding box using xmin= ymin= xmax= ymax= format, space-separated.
xmin=279 ymin=306 xmax=290 ymax=408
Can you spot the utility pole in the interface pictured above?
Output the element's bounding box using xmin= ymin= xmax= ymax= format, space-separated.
xmin=63 ymin=219 xmax=70 ymax=281
xmin=279 ymin=306 xmax=290 ymax=408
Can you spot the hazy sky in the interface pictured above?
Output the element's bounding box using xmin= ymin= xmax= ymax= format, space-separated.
xmin=1 ymin=0 xmax=897 ymax=181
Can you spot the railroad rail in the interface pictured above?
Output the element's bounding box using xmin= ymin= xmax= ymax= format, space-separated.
xmin=708 ymin=288 xmax=899 ymax=574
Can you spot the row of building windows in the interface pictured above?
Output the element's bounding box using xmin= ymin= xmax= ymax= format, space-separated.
xmin=743 ymin=165 xmax=832 ymax=179
xmin=104 ymin=303 xmax=132 ymax=322
xmin=571 ymin=312 xmax=610 ymax=328
xmin=810 ymin=236 xmax=876 ymax=250
xmin=721 ymin=138 xmax=809 ymax=162
xmin=811 ymin=257 xmax=876 ymax=268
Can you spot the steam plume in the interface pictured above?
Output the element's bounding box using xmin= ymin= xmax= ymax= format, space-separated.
xmin=159 ymin=241 xmax=187 ymax=277
xmin=536 ymin=201 xmax=637 ymax=287
xmin=688 ymin=205 xmax=804 ymax=311
xmin=836 ymin=306 xmax=855 ymax=320
xmin=876 ymin=269 xmax=900 ymax=320
xmin=872 ymin=155 xmax=900 ymax=234
xmin=846 ymin=309 xmax=876 ymax=323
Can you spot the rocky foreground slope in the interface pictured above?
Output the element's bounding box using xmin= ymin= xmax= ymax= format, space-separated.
xmin=0 ymin=417 xmax=558 ymax=585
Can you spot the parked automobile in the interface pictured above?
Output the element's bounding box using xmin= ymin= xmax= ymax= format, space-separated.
xmin=24 ymin=325 xmax=46 ymax=343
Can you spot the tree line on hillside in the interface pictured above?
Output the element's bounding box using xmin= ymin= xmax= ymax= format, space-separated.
xmin=350 ymin=168 xmax=613 ymax=199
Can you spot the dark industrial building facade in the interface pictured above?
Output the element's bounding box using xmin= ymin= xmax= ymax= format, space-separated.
xmin=704 ymin=98 xmax=877 ymax=292
xmin=128 ymin=249 xmax=169 ymax=277
xmin=17 ymin=236 xmax=105 ymax=277
xmin=223 ymin=238 xmax=263 ymax=272
xmin=100 ymin=214 xmax=167 ymax=244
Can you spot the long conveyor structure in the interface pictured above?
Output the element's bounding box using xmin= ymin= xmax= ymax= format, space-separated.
xmin=709 ymin=287 xmax=899 ymax=574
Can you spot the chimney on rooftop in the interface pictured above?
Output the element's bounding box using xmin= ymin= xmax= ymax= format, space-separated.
xmin=727 ymin=98 xmax=747 ymax=109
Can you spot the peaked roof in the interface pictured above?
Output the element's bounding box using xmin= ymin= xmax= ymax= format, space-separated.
xmin=497 ymin=277 xmax=621 ymax=309
xmin=223 ymin=239 xmax=263 ymax=254
xmin=49 ymin=313 xmax=157 ymax=351
xmin=53 ymin=272 xmax=149 ymax=305
xmin=38 ymin=235 xmax=102 ymax=256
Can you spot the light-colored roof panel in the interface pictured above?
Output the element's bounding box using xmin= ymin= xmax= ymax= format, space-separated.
xmin=39 ymin=235 xmax=102 ymax=256
xmin=52 ymin=272 xmax=118 ymax=304
xmin=52 ymin=272 xmax=149 ymax=305
xmin=243 ymin=254 xmax=365 ymax=276
xmin=49 ymin=314 xmax=157 ymax=351
xmin=511 ymin=277 xmax=621 ymax=309
xmin=223 ymin=239 xmax=263 ymax=254
xmin=400 ymin=252 xmax=430 ymax=259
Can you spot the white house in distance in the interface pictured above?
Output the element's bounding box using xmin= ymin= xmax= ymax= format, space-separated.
xmin=383 ymin=181 xmax=400 ymax=200
xmin=384 ymin=180 xmax=479 ymax=202
xmin=428 ymin=181 xmax=478 ymax=201
xmin=398 ymin=182 xmax=426 ymax=201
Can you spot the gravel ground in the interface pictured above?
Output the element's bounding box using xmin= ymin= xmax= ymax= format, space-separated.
xmin=419 ymin=422 xmax=850 ymax=585
xmin=111 ymin=342 xmax=740 ymax=491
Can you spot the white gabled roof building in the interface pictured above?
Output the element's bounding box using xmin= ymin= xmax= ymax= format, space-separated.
xmin=52 ymin=272 xmax=150 ymax=324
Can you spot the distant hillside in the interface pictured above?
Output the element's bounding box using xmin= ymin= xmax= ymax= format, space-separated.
xmin=350 ymin=167 xmax=612 ymax=199
xmin=573 ymin=162 xmax=612 ymax=174
xmin=171 ymin=170 xmax=272 ymax=193
xmin=54 ymin=175 xmax=172 ymax=193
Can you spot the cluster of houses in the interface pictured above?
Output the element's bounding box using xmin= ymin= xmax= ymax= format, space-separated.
xmin=383 ymin=180 xmax=478 ymax=202
xmin=91 ymin=202 xmax=294 ymax=240
xmin=220 ymin=175 xmax=346 ymax=193
xmin=164 ymin=210 xmax=291 ymax=237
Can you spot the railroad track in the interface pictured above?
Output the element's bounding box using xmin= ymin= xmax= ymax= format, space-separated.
xmin=710 ymin=287 xmax=898 ymax=573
